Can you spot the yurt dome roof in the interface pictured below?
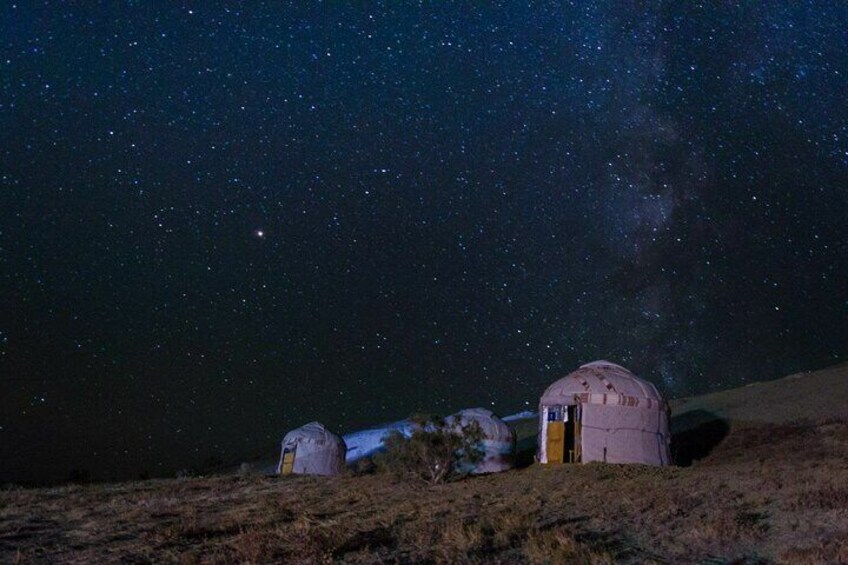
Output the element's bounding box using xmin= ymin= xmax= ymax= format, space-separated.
xmin=284 ymin=421 xmax=343 ymax=445
xmin=540 ymin=360 xmax=663 ymax=406
xmin=449 ymin=408 xmax=512 ymax=439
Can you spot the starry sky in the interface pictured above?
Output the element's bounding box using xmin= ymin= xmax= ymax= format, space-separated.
xmin=2 ymin=1 xmax=847 ymax=484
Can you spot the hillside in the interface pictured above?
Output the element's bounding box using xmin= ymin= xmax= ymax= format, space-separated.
xmin=671 ymin=362 xmax=848 ymax=426
xmin=668 ymin=362 xmax=848 ymax=467
xmin=2 ymin=364 xmax=847 ymax=563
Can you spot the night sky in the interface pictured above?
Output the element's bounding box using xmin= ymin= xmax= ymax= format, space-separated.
xmin=2 ymin=2 xmax=847 ymax=484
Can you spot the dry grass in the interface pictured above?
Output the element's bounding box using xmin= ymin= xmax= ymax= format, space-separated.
xmin=4 ymin=360 xmax=848 ymax=565
xmin=2 ymin=416 xmax=847 ymax=563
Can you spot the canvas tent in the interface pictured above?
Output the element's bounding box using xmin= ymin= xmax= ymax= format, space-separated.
xmin=538 ymin=361 xmax=671 ymax=466
xmin=343 ymin=419 xmax=416 ymax=464
xmin=448 ymin=408 xmax=515 ymax=474
xmin=276 ymin=422 xmax=347 ymax=476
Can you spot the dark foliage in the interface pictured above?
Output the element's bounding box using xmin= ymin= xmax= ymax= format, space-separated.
xmin=374 ymin=414 xmax=486 ymax=484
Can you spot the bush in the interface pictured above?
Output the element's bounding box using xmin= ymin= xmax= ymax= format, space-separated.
xmin=374 ymin=414 xmax=485 ymax=485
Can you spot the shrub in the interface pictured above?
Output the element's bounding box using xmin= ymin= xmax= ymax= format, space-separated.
xmin=374 ymin=414 xmax=485 ymax=484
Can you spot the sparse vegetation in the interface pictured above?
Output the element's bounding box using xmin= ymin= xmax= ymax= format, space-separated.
xmin=2 ymin=416 xmax=847 ymax=563
xmin=373 ymin=413 xmax=485 ymax=484
xmin=4 ymin=364 xmax=848 ymax=563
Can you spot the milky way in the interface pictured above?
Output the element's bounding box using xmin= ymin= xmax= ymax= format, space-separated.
xmin=1 ymin=2 xmax=846 ymax=483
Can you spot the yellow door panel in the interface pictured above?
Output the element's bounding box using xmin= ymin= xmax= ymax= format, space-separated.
xmin=547 ymin=421 xmax=565 ymax=463
xmin=281 ymin=451 xmax=295 ymax=474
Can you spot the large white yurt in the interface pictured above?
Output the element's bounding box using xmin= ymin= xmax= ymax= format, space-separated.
xmin=276 ymin=422 xmax=347 ymax=476
xmin=448 ymin=408 xmax=515 ymax=474
xmin=538 ymin=361 xmax=671 ymax=466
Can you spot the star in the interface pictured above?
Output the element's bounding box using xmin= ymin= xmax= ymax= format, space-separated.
xmin=0 ymin=1 xmax=845 ymax=486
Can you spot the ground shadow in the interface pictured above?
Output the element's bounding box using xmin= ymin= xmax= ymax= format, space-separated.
xmin=670 ymin=409 xmax=730 ymax=466
xmin=513 ymin=435 xmax=538 ymax=468
xmin=507 ymin=418 xmax=539 ymax=468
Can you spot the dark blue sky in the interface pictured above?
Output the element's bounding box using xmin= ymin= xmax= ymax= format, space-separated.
xmin=2 ymin=1 xmax=846 ymax=483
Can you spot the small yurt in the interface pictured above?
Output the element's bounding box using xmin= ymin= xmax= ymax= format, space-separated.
xmin=449 ymin=408 xmax=515 ymax=474
xmin=538 ymin=361 xmax=671 ymax=466
xmin=276 ymin=422 xmax=347 ymax=476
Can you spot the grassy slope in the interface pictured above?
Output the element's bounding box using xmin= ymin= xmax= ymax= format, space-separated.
xmin=2 ymin=365 xmax=848 ymax=564
xmin=670 ymin=362 xmax=848 ymax=427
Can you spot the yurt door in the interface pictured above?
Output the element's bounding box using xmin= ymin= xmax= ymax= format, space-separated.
xmin=281 ymin=446 xmax=296 ymax=475
xmin=546 ymin=407 xmax=565 ymax=463
xmin=565 ymin=405 xmax=579 ymax=463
